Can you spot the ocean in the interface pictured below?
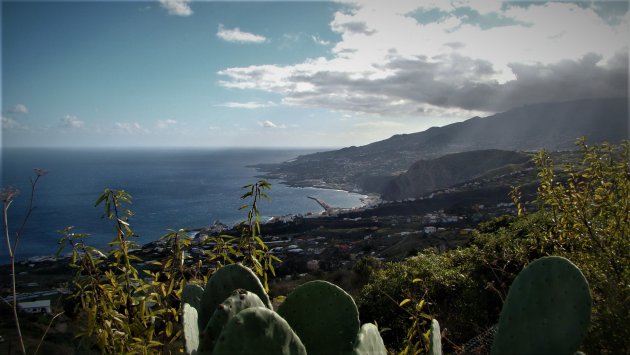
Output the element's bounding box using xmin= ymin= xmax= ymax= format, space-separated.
xmin=1 ymin=148 xmax=365 ymax=262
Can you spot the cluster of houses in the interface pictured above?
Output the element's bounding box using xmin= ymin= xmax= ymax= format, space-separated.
xmin=1 ymin=295 xmax=53 ymax=314
xmin=18 ymin=299 xmax=51 ymax=314
xmin=422 ymin=210 xmax=462 ymax=224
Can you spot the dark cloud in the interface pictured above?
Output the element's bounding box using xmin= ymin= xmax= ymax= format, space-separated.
xmin=282 ymin=51 xmax=628 ymax=114
xmin=477 ymin=51 xmax=629 ymax=111
xmin=444 ymin=42 xmax=466 ymax=50
xmin=334 ymin=21 xmax=376 ymax=35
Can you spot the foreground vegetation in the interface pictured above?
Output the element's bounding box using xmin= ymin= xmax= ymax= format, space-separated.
xmin=358 ymin=139 xmax=629 ymax=353
xmin=2 ymin=138 xmax=628 ymax=354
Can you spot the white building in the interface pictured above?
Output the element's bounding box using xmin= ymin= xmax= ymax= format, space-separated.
xmin=18 ymin=300 xmax=51 ymax=314
xmin=424 ymin=226 xmax=437 ymax=234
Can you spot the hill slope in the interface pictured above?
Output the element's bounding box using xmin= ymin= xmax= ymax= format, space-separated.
xmin=381 ymin=150 xmax=531 ymax=200
xmin=257 ymin=97 xmax=628 ymax=192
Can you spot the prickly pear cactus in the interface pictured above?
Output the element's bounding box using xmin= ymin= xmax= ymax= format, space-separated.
xmin=277 ymin=280 xmax=360 ymax=355
xmin=352 ymin=323 xmax=387 ymax=355
xmin=212 ymin=307 xmax=307 ymax=355
xmin=183 ymin=303 xmax=200 ymax=354
xmin=182 ymin=284 xmax=205 ymax=311
xmin=199 ymin=289 xmax=266 ymax=352
xmin=491 ymin=256 xmax=591 ymax=355
xmin=198 ymin=263 xmax=272 ymax=330
xmin=429 ymin=319 xmax=442 ymax=355
xmin=182 ymin=264 xmax=386 ymax=355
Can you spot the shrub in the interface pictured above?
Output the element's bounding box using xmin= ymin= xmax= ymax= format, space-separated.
xmin=57 ymin=180 xmax=279 ymax=353
xmin=358 ymin=139 xmax=629 ymax=353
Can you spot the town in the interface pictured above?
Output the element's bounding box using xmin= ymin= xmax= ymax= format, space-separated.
xmin=1 ymin=186 xmax=525 ymax=316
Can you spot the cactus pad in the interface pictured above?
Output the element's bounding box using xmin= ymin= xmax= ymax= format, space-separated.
xmin=183 ymin=303 xmax=200 ymax=355
xmin=491 ymin=256 xmax=591 ymax=355
xmin=429 ymin=319 xmax=442 ymax=355
xmin=199 ymin=289 xmax=266 ymax=351
xmin=198 ymin=263 xmax=272 ymax=330
xmin=277 ymin=280 xmax=360 ymax=355
xmin=212 ymin=307 xmax=307 ymax=355
xmin=182 ymin=284 xmax=204 ymax=312
xmin=352 ymin=323 xmax=387 ymax=355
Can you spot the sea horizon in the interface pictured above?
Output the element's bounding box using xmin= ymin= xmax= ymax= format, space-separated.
xmin=1 ymin=147 xmax=366 ymax=262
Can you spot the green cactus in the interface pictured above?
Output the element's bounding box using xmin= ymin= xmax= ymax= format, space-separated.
xmin=277 ymin=280 xmax=360 ymax=355
xmin=491 ymin=256 xmax=591 ymax=355
xmin=428 ymin=319 xmax=442 ymax=355
xmin=352 ymin=323 xmax=387 ymax=355
xmin=183 ymin=258 xmax=591 ymax=355
xmin=198 ymin=263 xmax=272 ymax=330
xmin=212 ymin=307 xmax=307 ymax=355
xmin=182 ymin=264 xmax=386 ymax=355
xmin=182 ymin=284 xmax=205 ymax=311
xmin=199 ymin=289 xmax=266 ymax=352
xmin=183 ymin=303 xmax=200 ymax=354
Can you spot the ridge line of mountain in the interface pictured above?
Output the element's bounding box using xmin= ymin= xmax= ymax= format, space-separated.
xmin=255 ymin=97 xmax=628 ymax=199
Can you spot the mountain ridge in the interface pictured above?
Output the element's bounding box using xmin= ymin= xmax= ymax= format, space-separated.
xmin=256 ymin=97 xmax=628 ymax=193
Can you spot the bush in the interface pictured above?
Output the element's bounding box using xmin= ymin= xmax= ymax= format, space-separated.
xmin=357 ymin=216 xmax=540 ymax=352
xmin=532 ymin=138 xmax=629 ymax=352
xmin=57 ymin=181 xmax=279 ymax=353
xmin=358 ymin=139 xmax=629 ymax=353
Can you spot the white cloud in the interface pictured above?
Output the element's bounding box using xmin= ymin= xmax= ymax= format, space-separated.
xmin=277 ymin=33 xmax=331 ymax=49
xmin=218 ymin=101 xmax=277 ymax=109
xmin=114 ymin=122 xmax=149 ymax=134
xmin=62 ymin=115 xmax=84 ymax=128
xmin=259 ymin=120 xmax=276 ymax=128
xmin=157 ymin=119 xmax=178 ymax=129
xmin=159 ymin=0 xmax=192 ymax=16
xmin=2 ymin=116 xmax=25 ymax=129
xmin=354 ymin=120 xmax=405 ymax=128
xmin=217 ymin=0 xmax=628 ymax=117
xmin=258 ymin=120 xmax=286 ymax=129
xmin=217 ymin=24 xmax=267 ymax=44
xmin=11 ymin=104 xmax=29 ymax=114
xmin=312 ymin=35 xmax=331 ymax=46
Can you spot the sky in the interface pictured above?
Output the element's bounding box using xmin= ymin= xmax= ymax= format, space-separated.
xmin=1 ymin=0 xmax=628 ymax=148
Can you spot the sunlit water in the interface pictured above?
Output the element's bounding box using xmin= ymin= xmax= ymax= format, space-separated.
xmin=1 ymin=148 xmax=364 ymax=261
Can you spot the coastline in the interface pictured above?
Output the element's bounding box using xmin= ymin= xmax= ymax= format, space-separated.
xmin=252 ymin=163 xmax=379 ymax=202
xmin=2 ymin=185 xmax=382 ymax=267
xmin=250 ymin=160 xmax=383 ymax=210
xmin=256 ymin=175 xmax=381 ymax=210
xmin=4 ymin=148 xmax=373 ymax=263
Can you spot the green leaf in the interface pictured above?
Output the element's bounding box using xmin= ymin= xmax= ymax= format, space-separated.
xmin=95 ymin=191 xmax=108 ymax=207
xmin=416 ymin=299 xmax=425 ymax=311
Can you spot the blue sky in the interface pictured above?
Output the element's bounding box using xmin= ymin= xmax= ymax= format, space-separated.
xmin=2 ymin=1 xmax=628 ymax=148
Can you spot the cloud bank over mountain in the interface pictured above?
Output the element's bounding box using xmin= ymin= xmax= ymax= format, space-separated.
xmin=218 ymin=0 xmax=628 ymax=117
xmin=3 ymin=1 xmax=627 ymax=147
